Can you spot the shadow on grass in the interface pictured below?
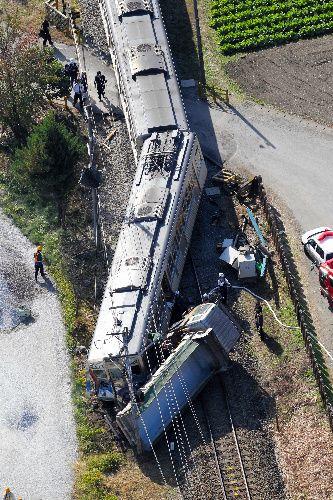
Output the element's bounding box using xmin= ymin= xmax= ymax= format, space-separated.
xmin=262 ymin=332 xmax=284 ymax=357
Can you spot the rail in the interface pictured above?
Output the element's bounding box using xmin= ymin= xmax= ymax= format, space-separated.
xmin=200 ymin=377 xmax=251 ymax=500
xmin=189 ymin=254 xmax=251 ymax=499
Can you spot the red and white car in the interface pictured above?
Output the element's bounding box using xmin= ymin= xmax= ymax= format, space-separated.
xmin=301 ymin=227 xmax=333 ymax=266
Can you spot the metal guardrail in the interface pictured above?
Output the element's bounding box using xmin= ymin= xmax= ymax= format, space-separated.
xmin=258 ymin=181 xmax=333 ymax=431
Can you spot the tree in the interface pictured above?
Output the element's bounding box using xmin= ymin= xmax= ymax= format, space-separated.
xmin=0 ymin=2 xmax=70 ymax=143
xmin=10 ymin=112 xmax=85 ymax=223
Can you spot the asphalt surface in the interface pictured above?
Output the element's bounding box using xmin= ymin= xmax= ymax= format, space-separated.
xmin=0 ymin=210 xmax=77 ymax=499
xmin=53 ymin=42 xmax=121 ymax=115
xmin=184 ymin=91 xmax=333 ymax=365
xmin=184 ymin=93 xmax=333 ymax=231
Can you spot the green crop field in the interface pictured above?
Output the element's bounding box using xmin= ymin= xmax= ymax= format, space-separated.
xmin=210 ymin=0 xmax=333 ymax=54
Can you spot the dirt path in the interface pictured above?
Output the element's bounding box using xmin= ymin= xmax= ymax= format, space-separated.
xmin=0 ymin=209 xmax=77 ymax=499
xmin=226 ymin=34 xmax=333 ymax=126
xmin=183 ymin=90 xmax=333 ymax=368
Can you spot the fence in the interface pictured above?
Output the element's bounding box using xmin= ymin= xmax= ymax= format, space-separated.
xmin=258 ymin=179 xmax=333 ymax=431
xmin=45 ymin=0 xmax=70 ymax=33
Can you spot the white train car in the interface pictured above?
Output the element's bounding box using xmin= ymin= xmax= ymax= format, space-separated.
xmin=98 ymin=0 xmax=188 ymax=154
xmin=88 ymin=0 xmax=207 ymax=402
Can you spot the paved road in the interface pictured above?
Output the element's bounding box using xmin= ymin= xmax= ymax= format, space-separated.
xmin=184 ymin=92 xmax=333 ymax=362
xmin=0 ymin=210 xmax=77 ymax=499
xmin=185 ymin=93 xmax=333 ymax=231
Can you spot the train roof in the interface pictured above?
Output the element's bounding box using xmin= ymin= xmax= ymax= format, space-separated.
xmin=88 ymin=131 xmax=200 ymax=366
xmin=102 ymin=0 xmax=187 ymax=145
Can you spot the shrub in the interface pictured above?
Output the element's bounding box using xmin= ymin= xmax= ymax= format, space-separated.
xmin=0 ymin=3 xmax=71 ymax=142
xmin=76 ymin=469 xmax=106 ymax=500
xmin=10 ymin=112 xmax=85 ymax=223
xmin=85 ymin=453 xmax=123 ymax=474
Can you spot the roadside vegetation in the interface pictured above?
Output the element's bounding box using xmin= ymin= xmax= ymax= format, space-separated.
xmin=0 ymin=1 xmax=69 ymax=144
xmin=210 ymin=0 xmax=333 ymax=54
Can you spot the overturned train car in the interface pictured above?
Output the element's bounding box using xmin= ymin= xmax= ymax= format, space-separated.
xmin=117 ymin=303 xmax=240 ymax=451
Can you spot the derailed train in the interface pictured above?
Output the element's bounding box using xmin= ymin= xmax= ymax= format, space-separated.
xmin=88 ymin=0 xmax=239 ymax=449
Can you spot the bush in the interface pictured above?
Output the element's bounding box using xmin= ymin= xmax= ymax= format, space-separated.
xmin=76 ymin=469 xmax=106 ymax=500
xmin=0 ymin=6 xmax=71 ymax=143
xmin=76 ymin=453 xmax=121 ymax=499
xmin=85 ymin=453 xmax=123 ymax=474
xmin=10 ymin=112 xmax=85 ymax=223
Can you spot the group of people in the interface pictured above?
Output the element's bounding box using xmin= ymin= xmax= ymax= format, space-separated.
xmin=38 ymin=19 xmax=108 ymax=110
xmin=64 ymin=59 xmax=108 ymax=110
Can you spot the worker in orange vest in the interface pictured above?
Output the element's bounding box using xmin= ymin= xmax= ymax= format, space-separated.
xmin=34 ymin=244 xmax=46 ymax=282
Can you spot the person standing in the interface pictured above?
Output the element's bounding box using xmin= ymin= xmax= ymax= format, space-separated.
xmin=81 ymin=72 xmax=88 ymax=104
xmin=66 ymin=59 xmax=79 ymax=86
xmin=73 ymin=79 xmax=84 ymax=109
xmin=255 ymin=300 xmax=264 ymax=340
xmin=94 ymin=71 xmax=107 ymax=101
xmin=34 ymin=245 xmax=46 ymax=282
xmin=218 ymin=272 xmax=230 ymax=304
xmin=39 ymin=19 xmax=53 ymax=47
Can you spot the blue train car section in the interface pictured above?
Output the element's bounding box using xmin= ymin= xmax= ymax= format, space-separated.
xmin=116 ymin=303 xmax=240 ymax=450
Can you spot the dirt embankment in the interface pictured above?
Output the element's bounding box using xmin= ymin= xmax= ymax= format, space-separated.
xmin=227 ymin=34 xmax=333 ymax=125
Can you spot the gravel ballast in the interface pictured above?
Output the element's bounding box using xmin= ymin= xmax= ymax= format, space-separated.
xmin=0 ymin=210 xmax=77 ymax=499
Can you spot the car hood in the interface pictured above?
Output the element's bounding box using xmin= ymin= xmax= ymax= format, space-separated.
xmin=301 ymin=227 xmax=332 ymax=245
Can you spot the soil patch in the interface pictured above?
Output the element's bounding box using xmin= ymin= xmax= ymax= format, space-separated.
xmin=227 ymin=34 xmax=333 ymax=125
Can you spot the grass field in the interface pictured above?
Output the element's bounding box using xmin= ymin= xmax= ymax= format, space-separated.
xmin=211 ymin=0 xmax=333 ymax=54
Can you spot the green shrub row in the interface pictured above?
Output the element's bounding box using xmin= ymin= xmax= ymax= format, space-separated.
xmin=212 ymin=2 xmax=333 ymax=30
xmin=210 ymin=0 xmax=333 ymax=54
xmin=212 ymin=0 xmax=328 ymax=14
xmin=217 ymin=15 xmax=333 ymax=42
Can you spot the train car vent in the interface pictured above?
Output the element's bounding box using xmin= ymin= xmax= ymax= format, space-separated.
xmin=133 ymin=186 xmax=169 ymax=221
xmin=116 ymin=0 xmax=153 ymax=18
xmin=112 ymin=256 xmax=152 ymax=292
xmin=129 ymin=44 xmax=166 ymax=79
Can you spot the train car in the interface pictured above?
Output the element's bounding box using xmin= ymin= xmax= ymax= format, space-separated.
xmin=88 ymin=131 xmax=206 ymax=400
xmin=98 ymin=0 xmax=187 ymax=154
xmin=88 ymin=0 xmax=207 ymax=404
xmin=116 ymin=303 xmax=240 ymax=450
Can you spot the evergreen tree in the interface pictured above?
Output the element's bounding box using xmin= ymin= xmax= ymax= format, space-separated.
xmin=11 ymin=112 xmax=85 ymax=223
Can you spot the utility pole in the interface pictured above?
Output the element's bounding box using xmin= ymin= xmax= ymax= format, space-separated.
xmin=84 ymin=104 xmax=99 ymax=251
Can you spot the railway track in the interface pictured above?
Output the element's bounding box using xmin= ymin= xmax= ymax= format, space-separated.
xmin=199 ymin=377 xmax=251 ymax=500
xmin=186 ymin=252 xmax=251 ymax=500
